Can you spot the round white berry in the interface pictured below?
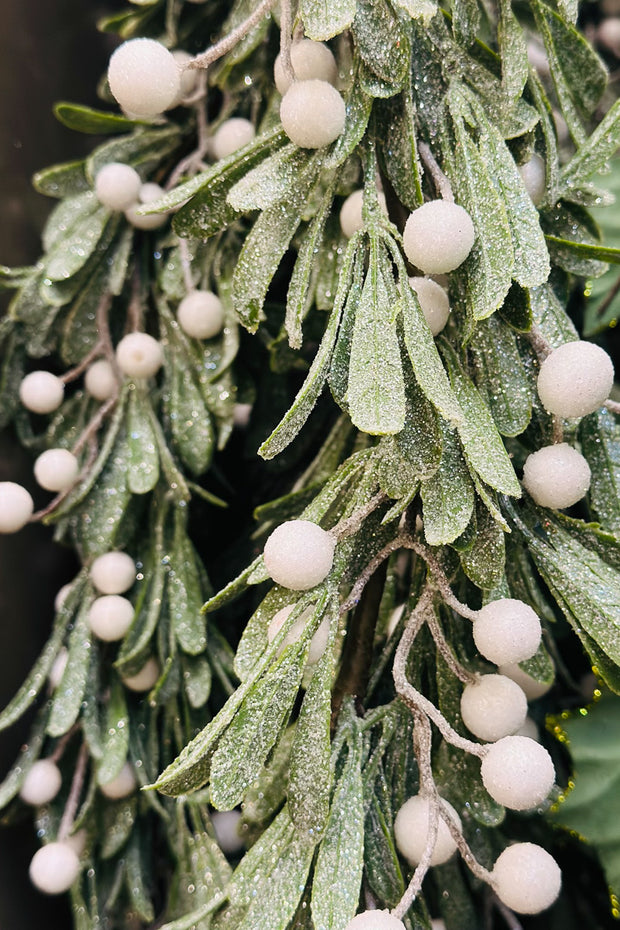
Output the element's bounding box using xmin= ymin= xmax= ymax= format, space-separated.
xmin=518 ymin=154 xmax=546 ymax=206
xmin=171 ymin=50 xmax=199 ymax=102
xmin=29 ymin=842 xmax=80 ymax=895
xmin=522 ymin=443 xmax=591 ymax=509
xmin=537 ymin=341 xmax=614 ymax=418
xmin=480 ymin=735 xmax=555 ymax=810
xmin=125 ymin=182 xmax=168 ymax=230
xmin=473 ymin=598 xmax=541 ymax=666
xmin=498 ymin=662 xmax=554 ymax=700
xmin=211 ymin=118 xmax=256 ymax=160
xmin=34 ymin=449 xmax=79 ymax=492
xmin=90 ymin=551 xmax=135 ymax=595
xmin=108 ymin=38 xmax=181 ymax=117
xmin=431 ymin=922 xmax=446 ymax=930
xmin=49 ymin=647 xmax=69 ymax=689
xmin=0 ymin=482 xmax=34 ymax=533
xmin=598 ymin=16 xmax=620 ymax=55
xmin=88 ymin=595 xmax=134 ymax=642
xmin=409 ymin=277 xmax=451 ymax=336
xmin=20 ymin=759 xmax=62 ymax=806
xmin=233 ymin=402 xmax=252 ymax=428
xmin=19 ymin=371 xmax=64 ymax=414
xmin=345 ymin=911 xmax=406 ymax=930
xmin=64 ymin=829 xmax=87 ymax=857
xmin=211 ymin=810 xmax=244 ymax=855
xmin=274 ymin=39 xmax=338 ymax=95
xmin=492 ymin=843 xmax=561 ymax=914
xmin=460 ymin=675 xmax=528 ymax=742
xmin=339 ymin=189 xmax=388 ymax=239
xmin=177 ymin=290 xmax=225 ymax=340
xmin=263 ymin=520 xmax=335 ymax=591
xmin=280 ymin=80 xmax=346 ymax=149
xmin=403 ymin=201 xmax=475 ymax=274
xmin=85 ymin=359 xmax=117 ymax=401
xmin=267 ymin=605 xmax=330 ymax=665
xmin=394 ymin=795 xmax=461 ymax=866
xmin=100 ymin=762 xmax=136 ymax=799
xmin=122 ymin=657 xmax=160 ymax=692
xmin=116 ymin=332 xmax=164 ymax=379
xmin=95 ymin=163 xmax=141 ymax=211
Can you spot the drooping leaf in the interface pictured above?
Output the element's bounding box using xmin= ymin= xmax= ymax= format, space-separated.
xmin=471 ymin=315 xmax=531 ymax=438
xmin=47 ymin=598 xmax=93 ymax=738
xmin=300 ymin=0 xmax=356 ymax=40
xmin=580 ymin=409 xmax=620 ymax=535
xmin=352 ymin=0 xmax=410 ymax=93
xmin=126 ymin=388 xmax=160 ymax=495
xmin=421 ymin=421 xmax=475 ymax=545
xmin=97 ymin=678 xmax=130 ymax=785
xmin=54 ymin=102 xmax=148 ymax=135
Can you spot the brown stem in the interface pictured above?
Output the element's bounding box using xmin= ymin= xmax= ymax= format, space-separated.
xmin=330 ymin=491 xmax=387 ymax=540
xmin=60 ymin=339 xmax=104 ymax=384
xmin=190 ymin=0 xmax=277 ymax=70
xmin=57 ymin=743 xmax=89 ymax=841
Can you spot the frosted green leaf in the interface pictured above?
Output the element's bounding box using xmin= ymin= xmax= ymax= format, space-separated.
xmin=460 ymin=500 xmax=506 ymax=589
xmin=325 ymin=73 xmax=374 ymax=169
xmin=164 ymin=343 xmax=215 ymax=476
xmin=170 ymin=518 xmax=208 ymax=656
xmin=529 ymin=282 xmax=578 ymax=346
xmin=312 ymin=727 xmax=365 ymax=930
xmin=86 ymin=126 xmax=181 ymax=183
xmin=47 ymin=598 xmax=92 ymax=738
xmin=435 ymin=743 xmax=505 ymax=829
xmin=364 ymin=795 xmax=405 ymax=908
xmin=42 ymin=190 xmax=99 ymax=253
xmin=395 ymin=360 xmax=443 ymax=479
xmin=300 ymin=0 xmax=356 ymax=40
xmin=169 ymin=827 xmax=230 ymax=924
xmin=241 ymin=728 xmax=296 ymax=833
xmin=498 ymin=0 xmax=529 ymax=103
xmin=126 ymin=388 xmax=160 ymax=495
xmin=125 ymin=833 xmax=155 ymax=923
xmin=233 ymin=590 xmax=313 ymax=682
xmin=452 ymin=0 xmax=480 ymax=44
xmin=580 ymin=410 xmax=620 ymax=536
xmin=421 ymin=422 xmax=474 ymax=545
xmin=353 ymin=0 xmax=410 ymax=91
xmin=393 ymin=0 xmax=437 ymax=19
xmin=0 ymin=710 xmax=48 ymax=810
xmin=376 ymin=88 xmax=424 ymax=212
xmin=227 ymin=145 xmax=313 ymax=212
xmin=97 ymin=678 xmax=130 ymax=785
xmin=562 ymin=100 xmax=620 ymax=192
xmin=101 ymin=796 xmax=137 ymax=859
xmin=328 ymin=249 xmax=364 ymax=408
xmin=54 ymin=102 xmax=146 ymax=135
xmin=471 ymin=315 xmax=531 ymax=438
xmin=33 ymin=159 xmax=89 ymax=199
xmin=115 ymin=533 xmax=166 ymax=673
xmin=182 ymin=653 xmax=212 ymax=709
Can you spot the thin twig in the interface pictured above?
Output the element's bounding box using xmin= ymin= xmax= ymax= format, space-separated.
xmin=72 ymin=394 xmax=119 ymax=456
xmin=408 ymin=539 xmax=479 ymax=621
xmin=426 ymin=610 xmax=476 ymax=684
xmin=331 ymin=491 xmax=388 ymax=540
xmin=340 ymin=536 xmax=408 ymax=614
xmin=526 ymin=324 xmax=553 ymax=362
xmin=279 ymin=0 xmax=295 ymax=85
xmin=189 ymin=0 xmax=277 ymax=70
xmin=49 ymin=724 xmax=80 ymax=763
xmin=418 ymin=141 xmax=454 ymax=202
xmin=605 ymin=398 xmax=620 ymax=415
xmin=551 ymin=414 xmax=564 ymax=444
xmin=595 ymin=272 xmax=620 ymax=318
xmin=57 ymin=743 xmax=89 ymax=841
xmin=166 ymin=74 xmax=210 ymax=189
xmin=60 ymin=339 xmax=104 ymax=384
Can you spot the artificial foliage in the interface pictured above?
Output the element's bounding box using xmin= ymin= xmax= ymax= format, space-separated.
xmin=3 ymin=0 xmax=620 ymax=927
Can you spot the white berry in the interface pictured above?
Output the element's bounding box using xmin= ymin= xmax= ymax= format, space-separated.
xmin=274 ymin=39 xmax=338 ymax=95
xmin=85 ymin=359 xmax=117 ymax=401
xmin=211 ymin=810 xmax=244 ymax=855
xmin=518 ymin=154 xmax=546 ymax=206
xmin=460 ymin=675 xmax=528 ymax=742
xmin=171 ymin=50 xmax=199 ymax=102
xmin=403 ymin=200 xmax=475 ymax=274
xmin=29 ymin=842 xmax=80 ymax=895
xmin=263 ymin=520 xmax=335 ymax=590
xmin=95 ymin=163 xmax=141 ymax=211
xmin=492 ymin=843 xmax=561 ymax=914
xmin=537 ymin=341 xmax=614 ymax=418
xmin=211 ymin=118 xmax=256 ymax=160
xmin=122 ymin=657 xmax=160 ymax=692
xmin=394 ymin=795 xmax=461 ymax=866
xmin=409 ymin=276 xmax=451 ymax=336
xmin=598 ymin=17 xmax=620 ymax=55
xmin=499 ymin=662 xmax=554 ymax=700
xmin=280 ymin=80 xmax=346 ymax=149
xmin=267 ymin=605 xmax=330 ymax=665
xmin=515 ymin=716 xmax=540 ymax=741
xmin=116 ymin=332 xmax=163 ymax=379
xmin=64 ymin=829 xmax=87 ymax=857
xmin=100 ymin=762 xmax=136 ymax=799
xmin=88 ymin=595 xmax=134 ymax=641
xmin=49 ymin=647 xmax=69 ymax=689
xmin=19 ymin=371 xmax=64 ymax=414
xmin=233 ymin=402 xmax=252 ymax=428
xmin=339 ymin=189 xmax=388 ymax=239
xmin=177 ymin=290 xmax=225 ymax=340
xmin=34 ymin=449 xmax=79 ymax=492
xmin=522 ymin=443 xmax=591 ymax=509
xmin=345 ymin=911 xmax=406 ymax=930
xmin=90 ymin=551 xmax=135 ymax=595
xmin=480 ymin=735 xmax=555 ymax=810
xmin=0 ymin=482 xmax=34 ymax=533
xmin=431 ymin=922 xmax=447 ymax=930
xmin=108 ymin=38 xmax=181 ymax=117
xmin=125 ymin=182 xmax=168 ymax=230
xmin=473 ymin=598 xmax=542 ymax=666
xmin=20 ymin=759 xmax=62 ymax=806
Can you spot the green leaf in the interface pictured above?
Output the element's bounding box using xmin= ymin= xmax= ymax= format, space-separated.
xmin=392 ymin=0 xmax=437 ymax=19
xmin=376 ymin=87 xmax=424 ymax=212
xmin=394 ymin=369 xmax=443 ymax=480
xmin=101 ymin=797 xmax=138 ymax=859
xmin=44 ymin=204 xmax=112 ymax=283
xmin=87 ymin=126 xmax=181 ymax=183
xmin=471 ymin=315 xmax=531 ymax=437
xmin=324 ymin=75 xmax=374 ymax=169
xmin=561 ymin=99 xmax=620 ymax=192
xmin=580 ymin=409 xmax=620 ymax=535
xmin=126 ymin=388 xmax=160 ymax=495
xmin=312 ymin=727 xmax=365 ymax=930
xmin=545 ymin=234 xmax=620 ymax=270
xmin=169 ymin=517 xmax=208 ymax=656
xmin=163 ymin=343 xmax=215 ymax=477
xmin=125 ymin=833 xmax=155 ymax=923
xmin=33 ymin=159 xmax=89 ymax=198
xmin=498 ymin=0 xmax=529 ymax=103
xmin=182 ymin=653 xmax=212 ymax=709
xmin=460 ymin=499 xmax=506 ymax=589
xmin=352 ymin=0 xmax=410 ymax=92
xmin=364 ymin=793 xmax=406 ymax=908
xmin=97 ymin=678 xmax=130 ymax=785
xmin=227 ymin=145 xmax=313 ymax=212
xmin=54 ymin=102 xmax=148 ymax=135
xmin=300 ymin=0 xmax=356 ymax=40
xmin=47 ymin=598 xmax=93 ymax=738
xmin=421 ymin=422 xmax=475 ymax=545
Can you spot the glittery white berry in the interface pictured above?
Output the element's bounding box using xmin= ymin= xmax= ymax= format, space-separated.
xmin=90 ymin=551 xmax=135 ymax=595
xmin=344 ymin=911 xmax=406 ymax=930
xmin=88 ymin=595 xmax=134 ymax=641
xmin=492 ymin=843 xmax=561 ymax=914
xmin=122 ymin=657 xmax=160 ymax=692
xmin=19 ymin=371 xmax=64 ymax=414
xmin=125 ymin=181 xmax=168 ymax=230
xmin=211 ymin=118 xmax=256 ymax=160
xmin=480 ymin=735 xmax=555 ymax=810
xmin=263 ymin=520 xmax=335 ymax=590
xmin=339 ymin=189 xmax=388 ymax=239
xmin=280 ymin=80 xmax=346 ymax=149
xmin=85 ymin=359 xmax=117 ymax=401
xmin=116 ymin=333 xmax=164 ymax=379
xmin=34 ymin=449 xmax=79 ymax=492
xmin=403 ymin=201 xmax=475 ymax=274
xmin=29 ymin=842 xmax=80 ymax=895
xmin=409 ymin=276 xmax=451 ymax=336
xmin=108 ymin=38 xmax=181 ymax=117
xmin=518 ymin=154 xmax=546 ymax=206
xmin=171 ymin=50 xmax=199 ymax=102
xmin=100 ymin=762 xmax=136 ymax=799
xmin=211 ymin=810 xmax=244 ymax=855
xmin=0 ymin=482 xmax=34 ymax=533
xmin=537 ymin=341 xmax=614 ymax=418
xmin=95 ymin=163 xmax=141 ymax=211
xmin=20 ymin=759 xmax=62 ymax=806
xmin=49 ymin=647 xmax=69 ymax=689
xmin=177 ymin=290 xmax=225 ymax=340
xmin=267 ymin=605 xmax=330 ymax=665
xmin=473 ymin=598 xmax=542 ymax=666
xmin=498 ymin=662 xmax=554 ymax=700
xmin=522 ymin=443 xmax=591 ymax=509
xmin=394 ymin=795 xmax=461 ymax=866
xmin=460 ymin=675 xmax=528 ymax=742
xmin=274 ymin=39 xmax=338 ymax=95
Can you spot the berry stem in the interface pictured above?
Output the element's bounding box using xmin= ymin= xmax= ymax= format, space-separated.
xmin=331 ymin=490 xmax=388 ymax=540
xmin=279 ymin=0 xmax=295 ymax=87
xmin=59 ymin=337 xmax=105 ymax=384
xmin=605 ymin=398 xmax=620 ymax=415
xmin=177 ymin=237 xmax=196 ymax=294
xmin=493 ymin=895 xmax=524 ymax=930
xmin=57 ymin=742 xmax=89 ymax=842
xmin=189 ymin=0 xmax=278 ymax=71
xmin=426 ymin=609 xmax=476 ymax=684
xmin=418 ymin=141 xmax=454 ymax=202
xmin=526 ymin=324 xmax=553 ymax=362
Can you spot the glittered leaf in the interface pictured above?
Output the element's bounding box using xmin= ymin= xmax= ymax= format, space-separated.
xmin=498 ymin=0 xmax=529 ymax=103
xmin=376 ymin=87 xmax=424 ymax=212
xmin=562 ymin=100 xmax=620 ymax=193
xmin=126 ymin=388 xmax=160 ymax=495
xmin=170 ymin=516 xmax=208 ymax=656
xmin=227 ymin=144 xmax=313 ymax=212
xmin=352 ymin=0 xmax=410 ymax=92
xmin=460 ymin=499 xmax=506 ymax=589
xmin=98 ymin=678 xmax=130 ymax=785
xmin=421 ymin=422 xmax=475 ymax=545
xmin=33 ymin=159 xmax=89 ymax=198
xmin=300 ymin=0 xmax=356 ymax=40
xmin=47 ymin=598 xmax=93 ymax=738
xmin=580 ymin=410 xmax=620 ymax=535
xmin=471 ymin=315 xmax=531 ymax=437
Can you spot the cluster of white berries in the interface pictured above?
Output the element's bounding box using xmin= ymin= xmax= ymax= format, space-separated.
xmin=263 ymin=519 xmax=336 ymax=590
xmin=523 ymin=341 xmax=614 ymax=509
xmin=95 ymin=162 xmax=169 ymax=230
xmin=88 ymin=551 xmax=135 ymax=641
xmin=275 ymin=39 xmax=345 ymax=149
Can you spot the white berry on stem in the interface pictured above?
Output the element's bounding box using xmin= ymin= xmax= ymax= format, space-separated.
xmin=0 ymin=482 xmax=34 ymax=533
xmin=473 ymin=598 xmax=542 ymax=665
xmin=480 ymin=735 xmax=555 ymax=810
xmin=19 ymin=371 xmax=64 ymax=414
xmin=19 ymin=759 xmax=62 ymax=806
xmin=344 ymin=912 xmax=406 ymax=930
xmin=460 ymin=674 xmax=528 ymax=742
xmin=536 ymin=341 xmax=614 ymax=418
xmin=267 ymin=604 xmax=330 ymax=665
xmin=34 ymin=448 xmax=79 ymax=492
xmin=95 ymin=163 xmax=141 ymax=211
xmin=122 ymin=657 xmax=160 ymax=692
xmin=90 ymin=551 xmax=136 ymax=594
xmin=99 ymin=762 xmax=137 ymax=799
xmin=88 ymin=595 xmax=134 ymax=641
xmin=211 ymin=118 xmax=256 ymax=160
xmin=280 ymin=80 xmax=346 ymax=149
xmin=492 ymin=843 xmax=561 ymax=914
xmin=108 ymin=38 xmax=181 ymax=117
xmin=409 ymin=276 xmax=451 ymax=336
xmin=29 ymin=842 xmax=81 ymax=894
xmin=518 ymin=153 xmax=546 ymax=205
xmin=211 ymin=810 xmax=245 ymax=855
xmin=85 ymin=359 xmax=117 ymax=401
xmin=274 ymin=39 xmax=338 ymax=95
xmin=499 ymin=661 xmax=554 ymax=700
xmin=171 ymin=49 xmax=200 ymax=102
xmin=403 ymin=200 xmax=475 ymax=274
xmin=177 ymin=290 xmax=225 ymax=340
xmin=522 ymin=443 xmax=591 ymax=509
xmin=339 ymin=189 xmax=388 ymax=239
xmin=263 ymin=520 xmax=335 ymax=590
xmin=116 ymin=333 xmax=164 ymax=379
xmin=394 ymin=795 xmax=461 ymax=866
xmin=125 ymin=182 xmax=168 ymax=230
